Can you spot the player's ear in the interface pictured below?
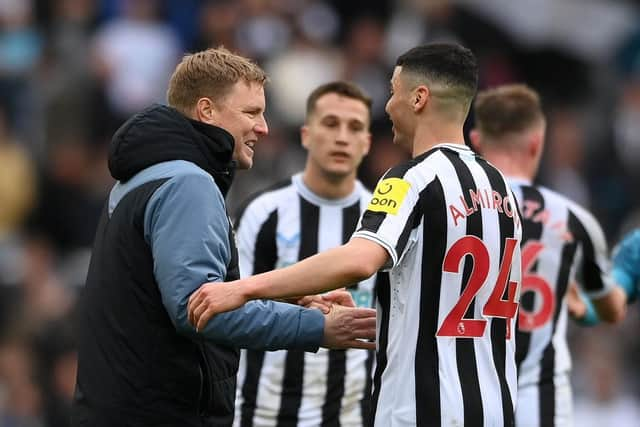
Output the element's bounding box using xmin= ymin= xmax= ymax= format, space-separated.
xmin=301 ymin=125 xmax=310 ymax=149
xmin=412 ymin=86 xmax=429 ymax=112
xmin=469 ymin=129 xmax=482 ymax=153
xmin=528 ymin=129 xmax=544 ymax=158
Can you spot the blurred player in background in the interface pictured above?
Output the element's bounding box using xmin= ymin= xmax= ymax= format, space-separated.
xmin=470 ymin=83 xmax=629 ymax=427
xmin=189 ymin=43 xmax=524 ymax=427
xmin=233 ymin=81 xmax=385 ymax=426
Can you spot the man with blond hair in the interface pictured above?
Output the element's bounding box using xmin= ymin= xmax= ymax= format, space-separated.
xmin=469 ymin=83 xmax=628 ymax=427
xmin=71 ymin=47 xmax=376 ymax=427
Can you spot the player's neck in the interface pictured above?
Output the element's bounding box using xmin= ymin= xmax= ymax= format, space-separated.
xmin=412 ymin=119 xmax=465 ymax=158
xmin=484 ymin=151 xmax=535 ymax=181
xmin=302 ymin=167 xmax=356 ymax=200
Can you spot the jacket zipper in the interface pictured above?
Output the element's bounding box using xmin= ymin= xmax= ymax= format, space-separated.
xmin=197 ymin=362 xmax=205 ymax=415
xmin=198 ymin=343 xmax=213 ymax=415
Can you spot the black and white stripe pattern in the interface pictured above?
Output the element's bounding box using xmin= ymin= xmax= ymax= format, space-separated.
xmin=354 ymin=143 xmax=522 ymax=427
xmin=234 ymin=173 xmax=378 ymax=427
xmin=509 ymin=179 xmax=614 ymax=427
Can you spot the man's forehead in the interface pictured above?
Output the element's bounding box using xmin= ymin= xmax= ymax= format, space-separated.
xmin=313 ymin=94 xmax=369 ymax=122
xmin=227 ymin=79 xmax=264 ymax=94
xmin=226 ymin=80 xmax=265 ymax=103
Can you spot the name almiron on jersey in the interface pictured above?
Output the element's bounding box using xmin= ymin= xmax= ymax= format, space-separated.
xmin=367 ymin=175 xmax=520 ymax=228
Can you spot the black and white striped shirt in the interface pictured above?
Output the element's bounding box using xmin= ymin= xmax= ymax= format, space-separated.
xmin=353 ymin=143 xmax=522 ymax=427
xmin=234 ymin=173 xmax=381 ymax=427
xmin=510 ymin=178 xmax=614 ymax=424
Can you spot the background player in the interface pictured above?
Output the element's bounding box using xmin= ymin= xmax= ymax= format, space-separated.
xmin=469 ymin=83 xmax=628 ymax=427
xmin=189 ymin=43 xmax=523 ymax=427
xmin=233 ymin=81 xmax=384 ymax=426
xmin=568 ymin=227 xmax=640 ymax=321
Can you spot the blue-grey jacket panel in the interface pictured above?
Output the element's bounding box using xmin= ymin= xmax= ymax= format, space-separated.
xmin=109 ymin=160 xmax=324 ymax=351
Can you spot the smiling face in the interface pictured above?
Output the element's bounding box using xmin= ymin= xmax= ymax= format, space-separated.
xmin=385 ymin=66 xmax=416 ymax=152
xmin=301 ymin=92 xmax=371 ymax=180
xmin=206 ymin=80 xmax=268 ymax=169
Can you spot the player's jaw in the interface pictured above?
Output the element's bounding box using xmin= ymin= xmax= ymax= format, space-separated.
xmin=390 ymin=125 xmax=407 ymax=148
xmin=322 ymin=155 xmax=355 ymax=175
xmin=233 ymin=137 xmax=257 ymax=169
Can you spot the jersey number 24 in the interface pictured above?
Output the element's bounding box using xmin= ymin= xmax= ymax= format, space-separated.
xmin=437 ymin=235 xmax=519 ymax=339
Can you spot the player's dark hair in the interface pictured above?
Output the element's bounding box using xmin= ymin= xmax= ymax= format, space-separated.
xmin=396 ymin=43 xmax=478 ymax=111
xmin=474 ymin=84 xmax=544 ymax=138
xmin=305 ymin=81 xmax=372 ymax=122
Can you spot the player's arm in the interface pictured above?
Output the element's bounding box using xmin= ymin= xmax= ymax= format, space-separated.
xmin=188 ymin=166 xmax=421 ymax=330
xmin=583 ymin=228 xmax=640 ymax=324
xmin=188 ymin=237 xmax=388 ymax=330
xmin=568 ymin=206 xmax=628 ymax=324
xmin=589 ymin=288 xmax=627 ymax=323
xmin=234 ymin=196 xmax=355 ymax=311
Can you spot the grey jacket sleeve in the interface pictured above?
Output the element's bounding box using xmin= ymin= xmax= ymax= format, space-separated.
xmin=144 ymin=172 xmax=324 ymax=351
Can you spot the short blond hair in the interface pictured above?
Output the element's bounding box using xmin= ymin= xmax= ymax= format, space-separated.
xmin=474 ymin=84 xmax=544 ymax=138
xmin=167 ymin=47 xmax=267 ymax=114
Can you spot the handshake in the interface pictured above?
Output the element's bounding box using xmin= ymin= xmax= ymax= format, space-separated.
xmin=187 ymin=283 xmax=377 ymax=350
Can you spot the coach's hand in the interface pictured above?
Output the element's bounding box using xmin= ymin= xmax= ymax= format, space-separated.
xmin=322 ymin=305 xmax=376 ymax=350
xmin=188 ymin=281 xmax=247 ymax=331
xmin=297 ymin=289 xmax=356 ymax=313
xmin=612 ymin=228 xmax=640 ymax=303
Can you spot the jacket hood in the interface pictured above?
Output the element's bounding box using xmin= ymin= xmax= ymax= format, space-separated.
xmin=108 ymin=104 xmax=237 ymax=196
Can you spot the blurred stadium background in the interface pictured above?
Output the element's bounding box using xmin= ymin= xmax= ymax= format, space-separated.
xmin=0 ymin=0 xmax=639 ymax=425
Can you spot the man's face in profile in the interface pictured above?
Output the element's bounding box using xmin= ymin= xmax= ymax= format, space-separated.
xmin=209 ymin=81 xmax=269 ymax=170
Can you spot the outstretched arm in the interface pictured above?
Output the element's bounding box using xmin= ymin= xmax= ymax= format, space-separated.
xmin=570 ymin=228 xmax=640 ymax=326
xmin=188 ymin=237 xmax=388 ymax=331
xmin=588 ymin=228 xmax=640 ymax=323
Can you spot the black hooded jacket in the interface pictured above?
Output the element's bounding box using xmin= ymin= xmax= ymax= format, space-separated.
xmin=72 ymin=105 xmax=241 ymax=427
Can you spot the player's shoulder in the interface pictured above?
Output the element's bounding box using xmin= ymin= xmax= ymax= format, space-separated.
xmin=512 ymin=182 xmax=573 ymax=209
xmin=537 ymin=186 xmax=595 ymax=221
xmin=536 ymin=185 xmax=606 ymax=241
xmin=534 ymin=184 xmax=573 ymax=206
xmin=380 ymin=145 xmax=449 ymax=183
xmin=234 ymin=176 xmax=295 ymax=224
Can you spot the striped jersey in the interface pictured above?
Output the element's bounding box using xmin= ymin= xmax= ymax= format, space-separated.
xmin=510 ymin=178 xmax=614 ymax=424
xmin=233 ymin=173 xmax=382 ymax=427
xmin=353 ymin=143 xmax=522 ymax=427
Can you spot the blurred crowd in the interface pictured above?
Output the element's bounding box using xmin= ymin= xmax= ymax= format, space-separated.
xmin=0 ymin=0 xmax=639 ymax=426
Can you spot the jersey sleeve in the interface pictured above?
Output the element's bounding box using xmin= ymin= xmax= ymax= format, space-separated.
xmin=569 ymin=203 xmax=615 ymax=298
xmin=352 ymin=162 xmax=426 ymax=270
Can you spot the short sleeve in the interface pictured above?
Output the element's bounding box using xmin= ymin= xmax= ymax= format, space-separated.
xmin=353 ymin=161 xmax=430 ymax=269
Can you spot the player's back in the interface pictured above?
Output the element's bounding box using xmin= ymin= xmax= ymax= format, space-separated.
xmin=354 ymin=144 xmax=522 ymax=427
xmin=510 ymin=180 xmax=612 ymax=418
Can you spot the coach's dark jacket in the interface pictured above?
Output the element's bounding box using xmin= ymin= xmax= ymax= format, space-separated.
xmin=71 ymin=105 xmax=324 ymax=427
